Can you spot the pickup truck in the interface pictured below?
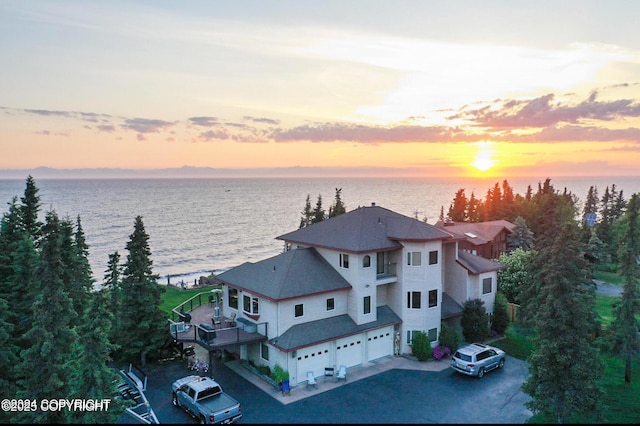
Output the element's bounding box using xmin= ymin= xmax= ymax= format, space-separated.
xmin=171 ymin=375 xmax=242 ymax=424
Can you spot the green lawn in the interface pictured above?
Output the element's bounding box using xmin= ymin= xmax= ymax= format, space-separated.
xmin=492 ymin=279 xmax=640 ymax=424
xmin=159 ymin=285 xmax=209 ymax=317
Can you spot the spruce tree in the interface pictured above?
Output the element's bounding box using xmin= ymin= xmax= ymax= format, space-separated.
xmin=19 ymin=175 xmax=43 ymax=244
xmin=312 ymin=194 xmax=325 ymax=224
xmin=68 ymin=289 xmax=126 ymax=423
xmin=507 ymin=216 xmax=534 ymax=251
xmin=16 ymin=211 xmax=81 ymax=423
xmin=448 ymin=188 xmax=467 ymax=222
xmin=116 ymin=216 xmax=167 ymax=366
xmin=0 ymin=297 xmax=18 ymax=424
xmin=521 ymin=221 xmax=604 ymax=423
xmin=299 ymin=194 xmax=313 ymax=228
xmin=328 ymin=188 xmax=346 ymax=218
xmin=608 ymin=193 xmax=640 ymax=384
xmin=104 ymin=251 xmax=122 ymax=346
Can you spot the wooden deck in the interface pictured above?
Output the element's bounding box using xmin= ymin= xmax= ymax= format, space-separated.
xmin=168 ymin=303 xmax=267 ymax=353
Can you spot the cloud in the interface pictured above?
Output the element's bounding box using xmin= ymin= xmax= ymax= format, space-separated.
xmin=242 ymin=116 xmax=280 ymax=126
xmin=270 ymin=122 xmax=460 ymax=144
xmin=514 ymin=125 xmax=640 ymax=142
xmin=122 ymin=117 xmax=174 ymax=133
xmin=189 ymin=116 xmax=219 ymax=127
xmin=454 ymin=92 xmax=640 ymax=129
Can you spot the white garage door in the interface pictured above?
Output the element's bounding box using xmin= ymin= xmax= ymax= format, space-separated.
xmin=295 ymin=343 xmax=331 ymax=380
xmin=335 ymin=334 xmax=363 ymax=368
xmin=366 ymin=327 xmax=393 ymax=361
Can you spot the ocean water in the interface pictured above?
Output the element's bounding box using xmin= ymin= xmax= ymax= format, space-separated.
xmin=1 ymin=176 xmax=639 ymax=286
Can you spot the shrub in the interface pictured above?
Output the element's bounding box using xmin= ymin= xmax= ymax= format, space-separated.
xmin=270 ymin=364 xmax=289 ymax=383
xmin=491 ymin=292 xmax=510 ymax=336
xmin=410 ymin=331 xmax=433 ymax=362
xmin=438 ymin=322 xmax=461 ymax=352
xmin=433 ymin=345 xmax=451 ymax=360
xmin=461 ymin=298 xmax=490 ymax=343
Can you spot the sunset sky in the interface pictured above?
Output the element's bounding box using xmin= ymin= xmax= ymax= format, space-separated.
xmin=1 ymin=0 xmax=639 ymax=178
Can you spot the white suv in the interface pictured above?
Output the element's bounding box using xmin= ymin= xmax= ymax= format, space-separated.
xmin=450 ymin=343 xmax=506 ymax=378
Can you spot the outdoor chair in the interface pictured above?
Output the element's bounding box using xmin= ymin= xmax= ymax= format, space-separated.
xmin=336 ymin=365 xmax=347 ymax=383
xmin=306 ymin=371 xmax=318 ymax=389
xmin=225 ymin=312 xmax=237 ymax=327
xmin=280 ymin=379 xmax=291 ymax=396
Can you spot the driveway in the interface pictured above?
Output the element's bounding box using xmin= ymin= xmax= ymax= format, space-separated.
xmin=142 ymin=354 xmax=532 ymax=424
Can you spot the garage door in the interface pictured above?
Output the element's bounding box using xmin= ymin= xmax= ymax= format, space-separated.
xmin=296 ymin=343 xmax=331 ymax=380
xmin=366 ymin=327 xmax=393 ymax=361
xmin=335 ymin=334 xmax=363 ymax=368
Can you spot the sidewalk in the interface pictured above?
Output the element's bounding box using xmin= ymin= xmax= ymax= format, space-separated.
xmin=224 ymin=355 xmax=451 ymax=405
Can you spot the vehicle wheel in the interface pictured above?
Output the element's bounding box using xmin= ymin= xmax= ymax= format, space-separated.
xmin=477 ymin=367 xmax=485 ymax=378
xmin=498 ymin=358 xmax=505 ymax=369
xmin=199 ymin=415 xmax=206 ymax=424
xmin=171 ymin=392 xmax=180 ymax=408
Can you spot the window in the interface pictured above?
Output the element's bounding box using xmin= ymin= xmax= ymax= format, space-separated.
xmin=428 ymin=289 xmax=438 ymax=308
xmin=326 ymin=298 xmax=335 ymax=311
xmin=428 ymin=327 xmax=437 ymax=342
xmin=407 ymin=251 xmax=421 ymax=266
xmin=295 ymin=303 xmax=304 ymax=318
xmin=243 ymin=294 xmax=259 ymax=315
xmin=228 ymin=288 xmax=238 ymax=309
xmin=429 ymin=250 xmax=438 ymax=265
xmin=363 ymin=296 xmax=371 ymax=314
xmin=340 ymin=253 xmax=349 ymax=268
xmin=363 ymin=255 xmax=371 ymax=268
xmin=407 ymin=291 xmax=421 ymax=309
xmin=261 ymin=343 xmax=269 ymax=361
xmin=482 ymin=277 xmax=492 ymax=294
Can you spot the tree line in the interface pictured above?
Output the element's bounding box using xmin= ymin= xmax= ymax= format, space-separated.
xmin=0 ymin=176 xmax=169 ymax=423
xmin=455 ymin=177 xmax=640 ymax=423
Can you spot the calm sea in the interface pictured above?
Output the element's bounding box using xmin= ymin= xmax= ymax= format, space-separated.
xmin=1 ymin=176 xmax=639 ymax=286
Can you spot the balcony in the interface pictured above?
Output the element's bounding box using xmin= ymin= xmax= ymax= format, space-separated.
xmin=168 ymin=292 xmax=267 ymax=352
xmin=376 ymin=262 xmax=397 ymax=284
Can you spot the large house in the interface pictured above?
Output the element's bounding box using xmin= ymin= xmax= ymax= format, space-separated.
xmin=215 ymin=204 xmax=504 ymax=386
xmin=434 ymin=219 xmax=515 ymax=260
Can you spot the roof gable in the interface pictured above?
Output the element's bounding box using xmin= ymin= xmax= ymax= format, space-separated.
xmin=435 ymin=220 xmax=515 ymax=245
xmin=277 ymin=205 xmax=453 ymax=253
xmin=216 ymin=247 xmax=351 ymax=300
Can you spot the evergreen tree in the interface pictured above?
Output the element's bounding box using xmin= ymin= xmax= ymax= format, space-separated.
xmin=19 ymin=175 xmax=43 ymax=244
xmin=521 ymin=221 xmax=604 ymax=423
xmin=68 ymin=289 xmax=126 ymax=423
xmin=438 ymin=205 xmax=445 ymax=222
xmin=448 ymin=188 xmax=468 ymax=222
xmin=312 ymin=194 xmax=325 ymax=224
xmin=328 ymin=188 xmax=346 ymax=218
xmin=104 ymin=251 xmax=122 ymax=346
xmin=59 ymin=216 xmax=92 ymax=325
xmin=581 ymin=185 xmax=599 ymax=244
xmin=608 ymin=193 xmax=640 ymax=384
xmin=507 ymin=216 xmax=534 ymax=251
xmin=586 ymin=229 xmax=610 ymax=267
xmin=16 ymin=211 xmax=81 ymax=423
xmin=116 ymin=216 xmax=167 ymax=366
xmin=299 ymin=194 xmax=313 ymax=228
xmin=491 ymin=292 xmax=510 ymax=335
xmin=460 ymin=298 xmax=490 ymax=343
xmin=0 ymin=297 xmax=18 ymax=424
xmin=467 ymin=191 xmax=481 ymax=222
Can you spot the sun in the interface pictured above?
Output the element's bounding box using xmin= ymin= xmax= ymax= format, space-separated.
xmin=471 ymin=142 xmax=496 ymax=172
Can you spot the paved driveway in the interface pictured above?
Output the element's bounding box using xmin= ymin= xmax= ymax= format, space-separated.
xmin=142 ymin=355 xmax=531 ymax=424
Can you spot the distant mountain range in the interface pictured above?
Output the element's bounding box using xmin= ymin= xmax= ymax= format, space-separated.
xmin=0 ymin=165 xmax=420 ymax=179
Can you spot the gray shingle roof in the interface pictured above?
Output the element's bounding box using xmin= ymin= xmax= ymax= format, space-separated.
xmin=277 ymin=205 xmax=453 ymax=253
xmin=456 ymin=250 xmax=505 ymax=274
xmin=216 ymin=247 xmax=352 ymax=301
xmin=269 ymin=305 xmax=401 ymax=351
